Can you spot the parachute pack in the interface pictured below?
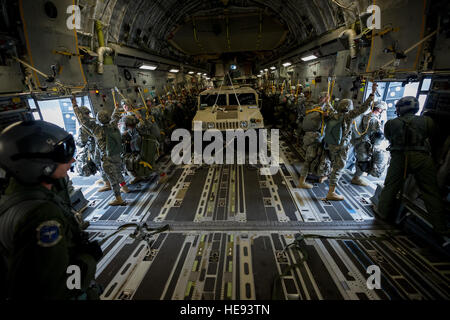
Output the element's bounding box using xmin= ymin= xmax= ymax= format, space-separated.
xmin=105 ymin=126 xmax=124 ymax=157
xmin=124 ymin=136 xmax=160 ymax=178
xmin=324 ymin=116 xmax=343 ymax=146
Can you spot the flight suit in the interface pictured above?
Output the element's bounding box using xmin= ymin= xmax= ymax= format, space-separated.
xmin=377 ymin=114 xmax=447 ymax=233
xmin=0 ymin=178 xmax=101 ymax=299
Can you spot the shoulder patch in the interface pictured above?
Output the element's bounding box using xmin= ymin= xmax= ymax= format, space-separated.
xmin=36 ymin=220 xmax=62 ymax=247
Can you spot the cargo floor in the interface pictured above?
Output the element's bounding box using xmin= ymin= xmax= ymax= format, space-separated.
xmin=71 ymin=138 xmax=450 ymax=300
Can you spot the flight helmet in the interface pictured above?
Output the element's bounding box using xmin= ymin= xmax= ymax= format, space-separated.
xmin=0 ymin=120 xmax=75 ymax=185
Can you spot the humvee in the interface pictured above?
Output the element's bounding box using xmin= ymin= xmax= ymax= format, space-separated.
xmin=192 ymin=86 xmax=264 ymax=130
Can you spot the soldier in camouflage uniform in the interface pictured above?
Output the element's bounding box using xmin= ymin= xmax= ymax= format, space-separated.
xmin=123 ymin=101 xmax=168 ymax=185
xmin=0 ymin=121 xmax=102 ymax=299
xmin=293 ymin=90 xmax=306 ymax=145
xmin=285 ymin=92 xmax=298 ymax=133
xmin=323 ymin=83 xmax=377 ymax=201
xmin=298 ymin=91 xmax=332 ymax=188
xmin=273 ymin=92 xmax=288 ymax=128
xmin=72 ymin=97 xmax=129 ymax=206
xmin=74 ymin=106 xmax=99 ymax=177
xmin=376 ymin=97 xmax=448 ymax=235
xmin=295 ymin=87 xmax=314 ymax=145
xmin=351 ymin=100 xmax=388 ymax=186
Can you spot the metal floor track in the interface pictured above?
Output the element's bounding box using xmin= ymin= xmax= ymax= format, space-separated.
xmin=71 ymin=138 xmax=450 ymax=300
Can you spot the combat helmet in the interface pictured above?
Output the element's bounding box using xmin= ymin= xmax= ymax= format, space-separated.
xmin=336 ymin=99 xmax=353 ymax=113
xmin=0 ymin=120 xmax=75 ymax=185
xmin=96 ymin=110 xmax=111 ymax=124
xmin=395 ymin=96 xmax=419 ymax=116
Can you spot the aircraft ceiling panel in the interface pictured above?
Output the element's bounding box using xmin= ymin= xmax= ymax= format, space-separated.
xmin=20 ymin=0 xmax=87 ymax=89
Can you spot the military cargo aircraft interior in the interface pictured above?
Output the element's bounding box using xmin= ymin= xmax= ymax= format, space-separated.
xmin=0 ymin=0 xmax=449 ymax=305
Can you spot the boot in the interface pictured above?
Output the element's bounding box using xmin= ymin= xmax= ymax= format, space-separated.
xmin=351 ymin=176 xmax=368 ymax=186
xmin=95 ymin=179 xmax=105 ymax=185
xmin=298 ymin=176 xmax=313 ymax=189
xmin=97 ymin=181 xmax=112 ymax=192
xmin=130 ymin=176 xmax=143 ymax=185
xmin=326 ymin=185 xmax=344 ymax=201
xmin=318 ymin=176 xmax=328 ymax=184
xmin=109 ymin=195 xmax=126 ymax=206
xmin=120 ymin=184 xmax=130 ymax=193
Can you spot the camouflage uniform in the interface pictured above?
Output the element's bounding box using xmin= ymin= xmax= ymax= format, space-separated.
xmin=273 ymin=94 xmax=287 ymax=128
xmin=351 ymin=111 xmax=386 ymax=181
xmin=122 ymin=112 xmax=161 ymax=182
xmin=378 ymin=113 xmax=447 ymax=233
xmin=299 ymin=100 xmax=330 ymax=179
xmin=73 ymin=106 xmax=126 ymax=199
xmin=327 ymin=95 xmax=374 ymax=187
xmin=75 ymin=123 xmax=99 ymax=176
xmin=294 ymin=94 xmax=306 ymax=142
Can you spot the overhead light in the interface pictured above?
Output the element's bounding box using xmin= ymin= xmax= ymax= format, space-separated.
xmin=188 ymin=71 xmax=194 ymax=74
xmin=230 ymin=64 xmax=237 ymax=70
xmin=264 ymin=68 xmax=268 ymax=71
xmin=169 ymin=69 xmax=179 ymax=73
xmin=282 ymin=62 xmax=292 ymax=67
xmin=139 ymin=64 xmax=157 ymax=70
xmin=197 ymin=72 xmax=202 ymax=75
xmin=257 ymin=75 xmax=262 ymax=77
xmin=203 ymin=73 xmax=207 ymax=76
xmin=301 ymin=55 xmax=317 ymax=61
xmin=270 ymin=66 xmax=276 ymax=70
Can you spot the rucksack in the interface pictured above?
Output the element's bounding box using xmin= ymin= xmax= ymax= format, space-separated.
xmin=105 ymin=125 xmax=124 ymax=157
xmin=324 ymin=116 xmax=343 ymax=146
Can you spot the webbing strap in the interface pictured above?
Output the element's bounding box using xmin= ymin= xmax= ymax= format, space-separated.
xmin=98 ymin=223 xmax=170 ymax=245
xmin=353 ymin=116 xmax=371 ymax=136
xmin=139 ymin=160 xmax=153 ymax=170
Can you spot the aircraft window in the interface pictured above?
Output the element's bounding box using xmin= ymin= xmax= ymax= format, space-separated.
xmin=421 ymin=78 xmax=432 ymax=91
xmin=418 ymin=94 xmax=427 ymax=114
xmin=32 ymin=111 xmax=41 ymax=120
xmin=200 ymin=94 xmax=227 ymax=106
xmin=365 ymin=81 xmax=420 ymax=120
xmin=229 ymin=93 xmax=256 ymax=105
xmin=27 ymin=98 xmax=36 ymax=108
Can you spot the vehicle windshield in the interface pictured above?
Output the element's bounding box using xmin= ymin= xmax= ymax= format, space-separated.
xmin=199 ymin=94 xmax=227 ymax=107
xmin=228 ymin=93 xmax=257 ymax=105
